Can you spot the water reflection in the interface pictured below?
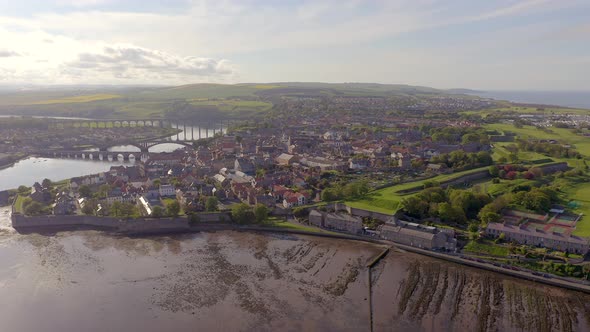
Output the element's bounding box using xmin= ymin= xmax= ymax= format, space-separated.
xmin=0 ymin=157 xmax=132 ymax=191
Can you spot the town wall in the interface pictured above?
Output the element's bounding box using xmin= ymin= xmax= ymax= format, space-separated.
xmin=11 ymin=211 xmax=232 ymax=234
xmin=12 ymin=214 xmax=121 ymax=229
xmin=538 ymin=162 xmax=569 ymax=174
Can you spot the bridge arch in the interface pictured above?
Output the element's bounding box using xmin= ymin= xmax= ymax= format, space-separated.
xmin=147 ymin=141 xmax=192 ymax=152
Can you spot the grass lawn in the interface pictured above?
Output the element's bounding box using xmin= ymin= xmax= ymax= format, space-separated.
xmin=463 ymin=240 xmax=509 ymax=257
xmin=566 ymin=182 xmax=590 ymax=237
xmin=265 ymin=220 xmax=338 ymax=234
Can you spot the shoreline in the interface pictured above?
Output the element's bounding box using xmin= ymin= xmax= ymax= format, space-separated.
xmin=9 ymin=212 xmax=590 ymax=294
xmin=0 ymin=154 xmax=30 ymax=170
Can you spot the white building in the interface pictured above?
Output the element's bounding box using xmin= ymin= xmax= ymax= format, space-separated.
xmin=159 ymin=184 xmax=175 ymax=197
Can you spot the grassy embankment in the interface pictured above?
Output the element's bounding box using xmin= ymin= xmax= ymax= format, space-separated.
xmin=262 ymin=217 xmax=340 ymax=234
xmin=13 ymin=195 xmax=26 ymax=214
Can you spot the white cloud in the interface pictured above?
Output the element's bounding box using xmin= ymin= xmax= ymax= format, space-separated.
xmin=0 ymin=50 xmax=20 ymax=57
xmin=55 ymin=0 xmax=113 ymax=7
xmin=65 ymin=45 xmax=234 ymax=80
xmin=0 ymin=26 xmax=234 ymax=84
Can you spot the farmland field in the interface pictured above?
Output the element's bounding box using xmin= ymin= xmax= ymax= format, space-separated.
xmin=463 ymin=106 xmax=590 ymax=116
xmin=31 ymin=94 xmax=121 ymax=105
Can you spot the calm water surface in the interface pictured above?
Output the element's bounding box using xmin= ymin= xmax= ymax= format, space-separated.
xmin=0 ymin=157 xmax=132 ymax=191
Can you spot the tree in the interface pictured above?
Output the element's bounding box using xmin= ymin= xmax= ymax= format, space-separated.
xmin=461 ymin=133 xmax=480 ymax=144
xmin=480 ymin=211 xmax=501 ymax=224
xmin=437 ymin=202 xmax=466 ymax=224
xmin=166 ymin=200 xmax=181 ymax=217
xmin=97 ymin=184 xmax=111 ymax=199
xmin=401 ymin=196 xmax=429 ymax=218
xmin=292 ymin=206 xmax=307 ymax=218
xmin=42 ymin=178 xmax=52 ymax=188
xmin=254 ymin=204 xmax=269 ymax=223
xmin=17 ymin=185 xmax=29 ymax=195
xmin=151 ymin=206 xmax=164 ymax=218
xmin=82 ymin=199 xmax=97 ymax=215
xmin=78 ymin=185 xmax=92 ymax=198
xmin=231 ymin=203 xmax=253 ymax=224
xmin=468 ymin=223 xmax=479 ymax=233
xmin=488 ymin=165 xmax=499 ymax=177
xmin=24 ymin=201 xmax=45 ymax=215
xmin=205 ymin=196 xmax=218 ymax=212
xmin=321 ymin=188 xmax=339 ymax=202
xmin=109 ymin=201 xmax=123 ymax=217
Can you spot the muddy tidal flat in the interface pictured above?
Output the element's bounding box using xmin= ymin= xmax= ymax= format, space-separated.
xmin=1 ymin=212 xmax=589 ymax=331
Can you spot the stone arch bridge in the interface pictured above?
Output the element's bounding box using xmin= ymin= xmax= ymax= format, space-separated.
xmin=97 ymin=140 xmax=194 ymax=153
xmin=35 ymin=150 xmax=149 ymax=162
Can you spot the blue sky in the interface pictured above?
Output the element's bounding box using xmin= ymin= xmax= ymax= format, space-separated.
xmin=0 ymin=0 xmax=588 ymax=89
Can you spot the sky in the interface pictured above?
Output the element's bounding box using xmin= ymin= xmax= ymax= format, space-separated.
xmin=0 ymin=0 xmax=588 ymax=90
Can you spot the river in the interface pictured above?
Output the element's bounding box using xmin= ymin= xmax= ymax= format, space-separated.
xmin=0 ymin=208 xmax=588 ymax=331
xmin=0 ymin=116 xmax=225 ymax=191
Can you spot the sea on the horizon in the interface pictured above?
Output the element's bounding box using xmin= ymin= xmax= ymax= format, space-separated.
xmin=472 ymin=90 xmax=590 ymax=109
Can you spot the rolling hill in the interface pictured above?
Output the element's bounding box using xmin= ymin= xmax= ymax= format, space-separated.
xmin=0 ymin=82 xmax=485 ymax=120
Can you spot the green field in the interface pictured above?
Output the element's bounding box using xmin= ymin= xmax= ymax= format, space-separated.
xmin=346 ymin=166 xmax=492 ymax=214
xmin=464 ymin=106 xmax=590 ymax=116
xmin=485 ymin=123 xmax=590 ymax=157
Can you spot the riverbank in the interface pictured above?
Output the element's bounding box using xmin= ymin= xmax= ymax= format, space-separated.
xmin=11 ymin=211 xmax=590 ymax=294
xmin=0 ymin=153 xmax=29 ymax=170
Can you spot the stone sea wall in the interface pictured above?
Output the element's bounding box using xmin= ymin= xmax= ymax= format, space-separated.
xmin=11 ymin=212 xmax=232 ymax=234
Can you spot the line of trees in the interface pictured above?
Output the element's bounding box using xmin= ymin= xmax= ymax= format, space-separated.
xmin=320 ymin=180 xmax=369 ymax=202
xmin=231 ymin=203 xmax=269 ymax=224
xmin=514 ymin=139 xmax=581 ymax=159
xmin=428 ymin=127 xmax=490 ymax=145
xmin=430 ymin=151 xmax=493 ymax=170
